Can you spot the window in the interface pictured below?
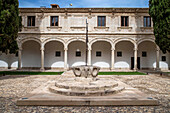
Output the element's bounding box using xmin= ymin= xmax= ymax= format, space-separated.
xmin=76 ymin=51 xmax=81 ymax=57
xmin=27 ymin=16 xmax=35 ymax=26
xmin=117 ymin=51 xmax=122 ymax=57
xmin=55 ymin=51 xmax=61 ymax=57
xmin=142 ymin=51 xmax=147 ymax=57
xmin=98 ymin=16 xmax=106 ymax=26
xmin=51 ymin=16 xmax=59 ymax=26
xmin=144 ymin=16 xmax=151 ymax=27
xmin=162 ymin=56 xmax=166 ymax=61
xmin=96 ymin=51 xmax=102 ymax=57
xmin=121 ymin=16 xmax=129 ymax=27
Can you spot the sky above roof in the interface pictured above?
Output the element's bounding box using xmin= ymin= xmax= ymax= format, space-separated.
xmin=19 ymin=0 xmax=149 ymax=8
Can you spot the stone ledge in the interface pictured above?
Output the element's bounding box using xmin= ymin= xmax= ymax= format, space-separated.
xmin=47 ymin=26 xmax=62 ymax=31
xmin=24 ymin=27 xmax=39 ymax=31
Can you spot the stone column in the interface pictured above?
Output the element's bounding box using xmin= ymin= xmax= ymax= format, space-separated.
xmin=88 ymin=48 xmax=92 ymax=65
xmin=18 ymin=48 xmax=22 ymax=70
xmin=40 ymin=45 xmax=45 ymax=71
xmin=134 ymin=47 xmax=138 ymax=71
xmin=64 ymin=47 xmax=68 ymax=71
xmin=111 ymin=48 xmax=115 ymax=70
xmin=156 ymin=47 xmax=160 ymax=70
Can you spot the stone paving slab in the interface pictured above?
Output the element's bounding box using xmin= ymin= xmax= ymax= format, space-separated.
xmin=17 ymin=75 xmax=158 ymax=106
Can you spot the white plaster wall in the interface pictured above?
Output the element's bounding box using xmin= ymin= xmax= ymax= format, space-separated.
xmin=92 ymin=41 xmax=111 ymax=68
xmin=115 ymin=41 xmax=134 ymax=69
xmin=138 ymin=41 xmax=156 ymax=69
xmin=68 ymin=41 xmax=86 ymax=67
xmin=159 ymin=51 xmax=170 ymax=70
xmin=0 ymin=53 xmax=18 ymax=68
xmin=22 ymin=41 xmax=41 ymax=68
xmin=44 ymin=41 xmax=64 ymax=68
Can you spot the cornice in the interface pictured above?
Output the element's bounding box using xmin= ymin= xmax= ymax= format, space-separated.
xmin=18 ymin=33 xmax=154 ymax=35
xmin=19 ymin=8 xmax=149 ymax=13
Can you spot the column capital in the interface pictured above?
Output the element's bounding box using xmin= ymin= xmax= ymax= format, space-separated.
xmin=19 ymin=47 xmax=22 ymax=51
xmin=134 ymin=47 xmax=138 ymax=51
xmin=156 ymin=46 xmax=160 ymax=51
xmin=40 ymin=47 xmax=44 ymax=51
xmin=64 ymin=48 xmax=68 ymax=51
xmin=111 ymin=47 xmax=115 ymax=51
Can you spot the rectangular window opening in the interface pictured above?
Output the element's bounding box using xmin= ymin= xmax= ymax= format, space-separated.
xmin=121 ymin=16 xmax=129 ymax=27
xmin=162 ymin=56 xmax=166 ymax=61
xmin=142 ymin=51 xmax=147 ymax=57
xmin=144 ymin=16 xmax=151 ymax=27
xmin=51 ymin=16 xmax=59 ymax=26
xmin=98 ymin=16 xmax=106 ymax=27
xmin=27 ymin=16 xmax=35 ymax=26
xmin=76 ymin=51 xmax=81 ymax=57
xmin=117 ymin=51 xmax=122 ymax=57
xmin=96 ymin=51 xmax=102 ymax=57
xmin=55 ymin=51 xmax=61 ymax=57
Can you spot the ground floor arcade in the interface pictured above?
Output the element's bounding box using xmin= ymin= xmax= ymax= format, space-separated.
xmin=0 ymin=37 xmax=169 ymax=71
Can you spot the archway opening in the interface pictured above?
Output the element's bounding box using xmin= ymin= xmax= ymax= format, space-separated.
xmin=44 ymin=41 xmax=64 ymax=69
xmin=138 ymin=41 xmax=157 ymax=69
xmin=22 ymin=40 xmax=41 ymax=69
xmin=92 ymin=41 xmax=111 ymax=68
xmin=115 ymin=41 xmax=134 ymax=69
xmin=68 ymin=41 xmax=86 ymax=67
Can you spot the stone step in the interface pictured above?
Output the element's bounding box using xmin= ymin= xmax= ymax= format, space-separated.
xmin=49 ymin=85 xmax=125 ymax=96
xmin=55 ymin=81 xmax=118 ymax=91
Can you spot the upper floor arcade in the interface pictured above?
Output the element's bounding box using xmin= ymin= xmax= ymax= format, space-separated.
xmin=19 ymin=7 xmax=153 ymax=34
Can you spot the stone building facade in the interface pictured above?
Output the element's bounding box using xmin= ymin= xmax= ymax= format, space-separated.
xmin=0 ymin=6 xmax=169 ymax=71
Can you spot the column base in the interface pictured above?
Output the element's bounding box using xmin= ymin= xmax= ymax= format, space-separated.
xmin=64 ymin=68 xmax=68 ymax=71
xmin=155 ymin=68 xmax=161 ymax=71
xmin=133 ymin=68 xmax=138 ymax=71
xmin=17 ymin=68 xmax=21 ymax=70
xmin=111 ymin=68 xmax=115 ymax=71
xmin=40 ymin=68 xmax=45 ymax=72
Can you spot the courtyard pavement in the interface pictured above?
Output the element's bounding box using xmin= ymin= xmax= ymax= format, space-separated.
xmin=0 ymin=74 xmax=169 ymax=113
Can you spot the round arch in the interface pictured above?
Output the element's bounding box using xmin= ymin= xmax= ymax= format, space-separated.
xmin=66 ymin=38 xmax=86 ymax=48
xmin=67 ymin=39 xmax=86 ymax=67
xmin=21 ymin=37 xmax=41 ymax=48
xmin=137 ymin=38 xmax=156 ymax=47
xmin=137 ymin=38 xmax=157 ymax=69
xmin=90 ymin=38 xmax=114 ymax=49
xmin=113 ymin=38 xmax=136 ymax=48
xmin=43 ymin=38 xmax=65 ymax=47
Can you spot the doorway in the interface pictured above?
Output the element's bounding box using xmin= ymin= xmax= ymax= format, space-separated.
xmin=131 ymin=57 xmax=140 ymax=70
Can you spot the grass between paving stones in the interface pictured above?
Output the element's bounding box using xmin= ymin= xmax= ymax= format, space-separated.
xmin=98 ymin=72 xmax=146 ymax=75
xmin=0 ymin=71 xmax=63 ymax=75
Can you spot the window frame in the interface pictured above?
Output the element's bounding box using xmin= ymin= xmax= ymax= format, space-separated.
xmin=142 ymin=51 xmax=147 ymax=57
xmin=27 ymin=16 xmax=35 ymax=26
xmin=121 ymin=16 xmax=129 ymax=27
xmin=162 ymin=56 xmax=166 ymax=61
xmin=144 ymin=16 xmax=151 ymax=27
xmin=96 ymin=51 xmax=102 ymax=57
xmin=117 ymin=51 xmax=122 ymax=57
xmin=76 ymin=51 xmax=81 ymax=57
xmin=97 ymin=16 xmax=106 ymax=27
xmin=55 ymin=51 xmax=61 ymax=57
xmin=51 ymin=16 xmax=59 ymax=26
